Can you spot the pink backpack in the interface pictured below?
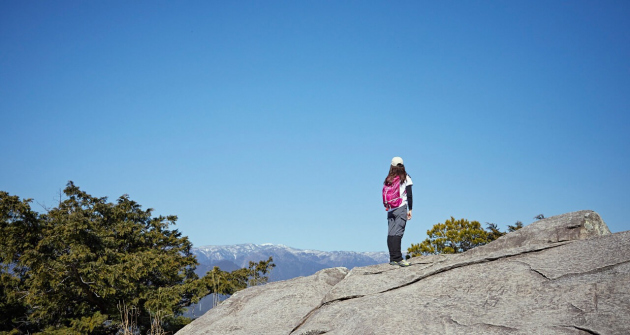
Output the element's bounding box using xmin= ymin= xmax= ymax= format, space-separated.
xmin=382 ymin=176 xmax=404 ymax=211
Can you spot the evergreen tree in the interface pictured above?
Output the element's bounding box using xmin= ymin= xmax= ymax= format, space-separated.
xmin=407 ymin=217 xmax=488 ymax=256
xmin=407 ymin=217 xmax=527 ymax=258
xmin=485 ymin=222 xmax=506 ymax=242
xmin=0 ymin=183 xmax=274 ymax=334
xmin=508 ymin=220 xmax=524 ymax=232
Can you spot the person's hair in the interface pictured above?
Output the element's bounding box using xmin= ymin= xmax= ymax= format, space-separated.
xmin=384 ymin=164 xmax=407 ymax=185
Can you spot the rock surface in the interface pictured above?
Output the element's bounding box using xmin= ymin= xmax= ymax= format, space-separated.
xmin=178 ymin=267 xmax=349 ymax=335
xmin=177 ymin=210 xmax=630 ymax=335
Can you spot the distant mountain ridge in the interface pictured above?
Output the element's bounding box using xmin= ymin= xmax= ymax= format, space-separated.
xmin=191 ymin=243 xmax=389 ymax=281
xmin=185 ymin=243 xmax=389 ymax=318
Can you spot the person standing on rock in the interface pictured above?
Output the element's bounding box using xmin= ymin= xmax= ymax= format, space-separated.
xmin=383 ymin=156 xmax=413 ymax=267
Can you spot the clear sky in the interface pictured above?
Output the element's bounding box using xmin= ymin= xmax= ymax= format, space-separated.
xmin=2 ymin=1 xmax=629 ymax=252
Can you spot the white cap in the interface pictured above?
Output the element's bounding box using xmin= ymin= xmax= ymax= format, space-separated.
xmin=391 ymin=157 xmax=404 ymax=166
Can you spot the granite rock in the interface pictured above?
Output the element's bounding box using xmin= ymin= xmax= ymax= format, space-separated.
xmin=177 ymin=267 xmax=348 ymax=335
xmin=177 ymin=210 xmax=629 ymax=335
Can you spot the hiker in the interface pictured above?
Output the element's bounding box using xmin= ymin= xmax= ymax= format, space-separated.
xmin=383 ymin=156 xmax=413 ymax=267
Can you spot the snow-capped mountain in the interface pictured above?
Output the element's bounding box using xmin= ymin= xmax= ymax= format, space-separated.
xmin=192 ymin=243 xmax=389 ymax=282
xmin=185 ymin=243 xmax=389 ymax=318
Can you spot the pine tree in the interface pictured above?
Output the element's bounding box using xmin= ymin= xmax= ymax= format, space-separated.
xmin=0 ymin=182 xmax=275 ymax=334
xmin=508 ymin=221 xmax=524 ymax=232
xmin=485 ymin=222 xmax=506 ymax=242
xmin=407 ymin=218 xmax=527 ymax=258
xmin=407 ymin=217 xmax=488 ymax=256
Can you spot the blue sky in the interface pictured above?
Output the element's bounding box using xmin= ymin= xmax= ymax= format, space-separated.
xmin=1 ymin=1 xmax=629 ymax=252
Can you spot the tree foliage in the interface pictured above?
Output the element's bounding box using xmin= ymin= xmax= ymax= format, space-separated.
xmin=0 ymin=183 xmax=274 ymax=334
xmin=407 ymin=217 xmax=525 ymax=258
xmin=508 ymin=220 xmax=524 ymax=232
xmin=485 ymin=222 xmax=506 ymax=241
xmin=198 ymin=257 xmax=276 ymax=299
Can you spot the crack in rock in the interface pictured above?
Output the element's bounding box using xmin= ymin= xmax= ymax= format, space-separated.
xmin=569 ymin=302 xmax=586 ymax=314
xmin=551 ymin=259 xmax=630 ymax=281
xmin=449 ymin=317 xmax=517 ymax=331
xmin=476 ymin=323 xmax=518 ymax=331
xmin=361 ymin=262 xmax=430 ymax=275
xmin=360 ymin=268 xmax=401 ymax=275
xmin=377 ymin=243 xmax=568 ymax=295
xmin=509 ymin=260 xmax=552 ymax=281
xmin=290 ymin=294 xmax=366 ymax=334
xmin=510 ymin=258 xmax=630 ymax=283
xmin=289 ymin=306 xmax=321 ymax=335
xmin=297 ymin=331 xmax=327 ymax=335
xmin=559 ymin=325 xmax=601 ymax=335
xmin=530 ymin=267 xmax=552 ymax=280
xmin=448 ymin=316 xmax=464 ymax=326
xmin=325 ymin=294 xmax=365 ymax=304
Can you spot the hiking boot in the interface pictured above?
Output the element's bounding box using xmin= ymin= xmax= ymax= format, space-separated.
xmin=397 ymin=260 xmax=411 ymax=267
xmin=389 ymin=260 xmax=411 ymax=267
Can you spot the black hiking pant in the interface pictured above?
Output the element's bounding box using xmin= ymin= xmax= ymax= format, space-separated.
xmin=387 ymin=235 xmax=404 ymax=262
xmin=387 ymin=206 xmax=407 ymax=262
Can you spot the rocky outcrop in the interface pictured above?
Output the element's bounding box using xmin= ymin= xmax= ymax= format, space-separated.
xmin=178 ymin=266 xmax=349 ymax=334
xmin=186 ymin=244 xmax=388 ymax=318
xmin=177 ymin=210 xmax=630 ymax=335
